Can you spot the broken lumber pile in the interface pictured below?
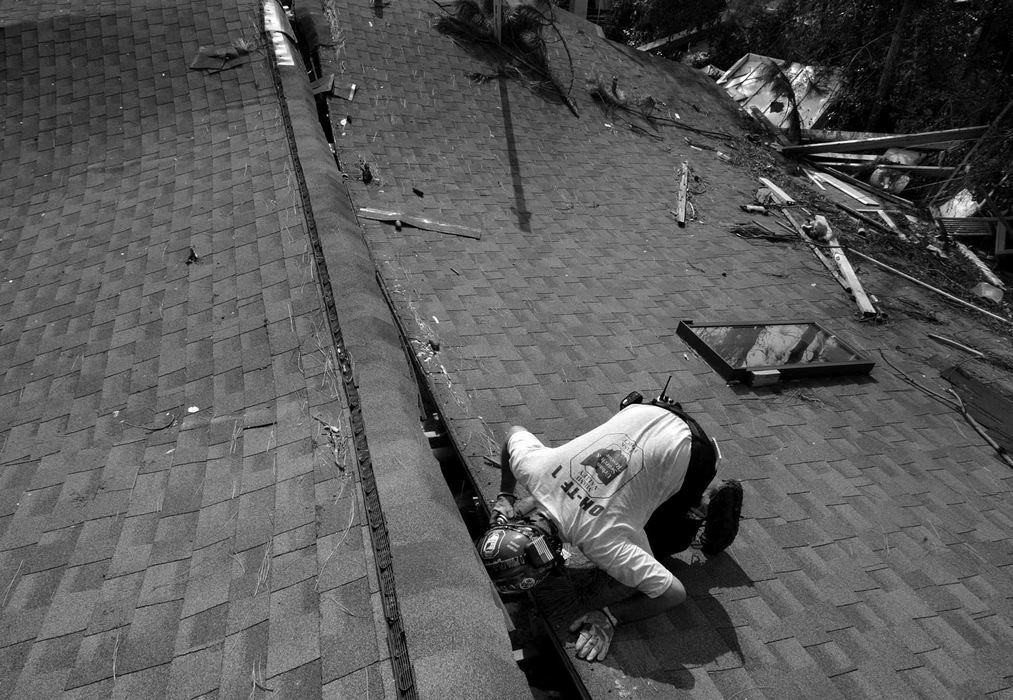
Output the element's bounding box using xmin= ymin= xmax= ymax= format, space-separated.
xmin=784 ymin=127 xmax=988 ymax=216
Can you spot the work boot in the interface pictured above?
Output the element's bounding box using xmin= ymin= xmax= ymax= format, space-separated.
xmin=700 ymin=480 xmax=742 ymax=555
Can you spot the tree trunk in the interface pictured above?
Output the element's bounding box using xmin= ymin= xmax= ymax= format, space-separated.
xmin=866 ymin=0 xmax=915 ymax=130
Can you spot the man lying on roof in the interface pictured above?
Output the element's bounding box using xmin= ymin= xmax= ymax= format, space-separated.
xmin=477 ymin=387 xmax=742 ymax=662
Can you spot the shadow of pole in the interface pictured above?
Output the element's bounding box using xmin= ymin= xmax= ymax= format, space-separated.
xmin=498 ymin=76 xmax=532 ymax=232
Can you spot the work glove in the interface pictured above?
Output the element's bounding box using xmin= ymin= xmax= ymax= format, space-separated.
xmin=491 ymin=492 xmax=516 ymax=525
xmin=569 ymin=609 xmax=616 ymax=662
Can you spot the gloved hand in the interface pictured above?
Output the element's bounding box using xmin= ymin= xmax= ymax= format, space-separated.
xmin=569 ymin=609 xmax=615 ymax=662
xmin=491 ymin=492 xmax=516 ymax=525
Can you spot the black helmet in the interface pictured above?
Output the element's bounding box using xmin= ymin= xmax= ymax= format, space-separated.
xmin=477 ymin=520 xmax=562 ymax=594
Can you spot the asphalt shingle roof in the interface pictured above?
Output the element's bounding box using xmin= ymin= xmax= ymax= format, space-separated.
xmin=322 ymin=0 xmax=1013 ymax=696
xmin=1 ymin=0 xmax=526 ymax=696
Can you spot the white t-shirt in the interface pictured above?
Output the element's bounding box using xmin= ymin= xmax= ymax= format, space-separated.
xmin=508 ymin=403 xmax=693 ymax=597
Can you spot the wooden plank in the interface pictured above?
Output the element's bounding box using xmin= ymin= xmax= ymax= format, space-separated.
xmin=820 ymin=217 xmax=878 ymax=317
xmin=310 ymin=74 xmax=334 ymax=95
xmin=758 ymin=177 xmax=795 ymax=205
xmin=802 ymin=128 xmax=893 ymax=142
xmin=820 ymin=166 xmax=915 ymax=207
xmin=802 ymin=167 xmax=826 ymax=190
xmin=875 ymin=210 xmax=905 ymax=239
xmin=809 ymin=152 xmax=880 ymax=162
xmin=834 ymin=202 xmax=895 ymax=236
xmin=783 ymin=125 xmax=988 ymax=155
xmin=872 ymin=164 xmax=956 ymax=176
xmin=676 ymin=161 xmax=689 ymax=227
xmin=358 ymin=208 xmax=482 ymax=239
xmin=814 ymin=171 xmax=880 ymax=206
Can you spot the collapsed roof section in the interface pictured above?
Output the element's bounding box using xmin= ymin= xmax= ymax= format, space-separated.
xmin=717 ymin=52 xmax=841 ymax=132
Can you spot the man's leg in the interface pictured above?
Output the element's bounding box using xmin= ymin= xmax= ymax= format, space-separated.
xmin=644 ymin=499 xmax=703 ymax=558
xmin=644 ymin=432 xmax=716 ymax=557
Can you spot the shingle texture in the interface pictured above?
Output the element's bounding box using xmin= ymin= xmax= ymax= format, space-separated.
xmin=1 ymin=0 xmax=526 ymax=695
xmin=321 ymin=0 xmax=1013 ymax=696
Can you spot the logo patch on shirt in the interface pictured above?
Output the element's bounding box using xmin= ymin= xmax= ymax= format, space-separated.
xmin=581 ymin=448 xmax=628 ymax=485
xmin=570 ymin=433 xmax=643 ymax=499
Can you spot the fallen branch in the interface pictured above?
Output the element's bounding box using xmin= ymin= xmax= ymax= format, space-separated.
xmin=878 ymin=350 xmax=1013 ymax=469
xmin=946 ymin=388 xmax=1013 ymax=469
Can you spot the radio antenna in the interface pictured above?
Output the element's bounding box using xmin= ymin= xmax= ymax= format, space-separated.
xmin=659 ymin=376 xmax=672 ymax=402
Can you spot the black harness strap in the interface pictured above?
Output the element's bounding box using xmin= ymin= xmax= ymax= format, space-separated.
xmin=649 ymin=399 xmax=717 ymax=515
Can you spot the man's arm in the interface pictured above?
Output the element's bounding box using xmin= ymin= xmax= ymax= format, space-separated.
xmin=608 ymin=577 xmax=687 ymax=623
xmin=491 ymin=426 xmax=526 ymax=522
xmin=569 ymin=578 xmax=686 ymax=662
xmin=498 ymin=427 xmax=524 ymax=494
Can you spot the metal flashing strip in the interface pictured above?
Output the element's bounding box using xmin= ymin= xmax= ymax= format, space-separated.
xmin=262 ymin=2 xmax=418 ymax=696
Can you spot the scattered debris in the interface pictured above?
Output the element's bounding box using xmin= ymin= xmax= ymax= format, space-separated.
xmin=740 ymin=204 xmax=767 ymax=214
xmin=435 ymin=1 xmax=579 ymax=117
xmin=942 ymin=365 xmax=1013 ymax=465
xmin=779 ymin=205 xmax=850 ymax=292
xmin=879 ymin=352 xmax=1013 ymax=468
xmin=809 ymin=170 xmax=879 ymax=206
xmin=310 ymin=73 xmax=334 ymax=95
xmin=684 ymin=137 xmax=715 ymax=151
xmin=587 ymin=73 xmax=732 ymax=140
xmin=847 ymin=248 xmax=1013 ymax=326
xmin=729 ymin=221 xmax=793 ymax=242
xmin=189 ymin=39 xmax=254 ymax=72
xmin=758 ymin=177 xmax=795 ymax=205
xmin=927 ymin=333 xmax=985 ymax=359
xmin=1 ymin=560 xmax=24 ymax=608
xmin=120 ymin=411 xmax=177 ymax=432
xmin=314 ymin=415 xmax=347 ymax=472
xmin=782 ymin=126 xmax=989 ymax=156
xmin=358 ymin=208 xmax=482 ymax=240
xmin=819 ymin=216 xmax=879 ymax=318
xmin=675 ymin=161 xmax=689 ymax=227
xmin=834 ymin=202 xmax=898 ymax=237
xmin=466 ymin=71 xmax=505 ymax=84
xmin=717 ymin=53 xmax=841 ymax=135
xmin=971 ymin=281 xmax=1004 ymax=303
xmin=954 ymin=242 xmax=1006 ymax=291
